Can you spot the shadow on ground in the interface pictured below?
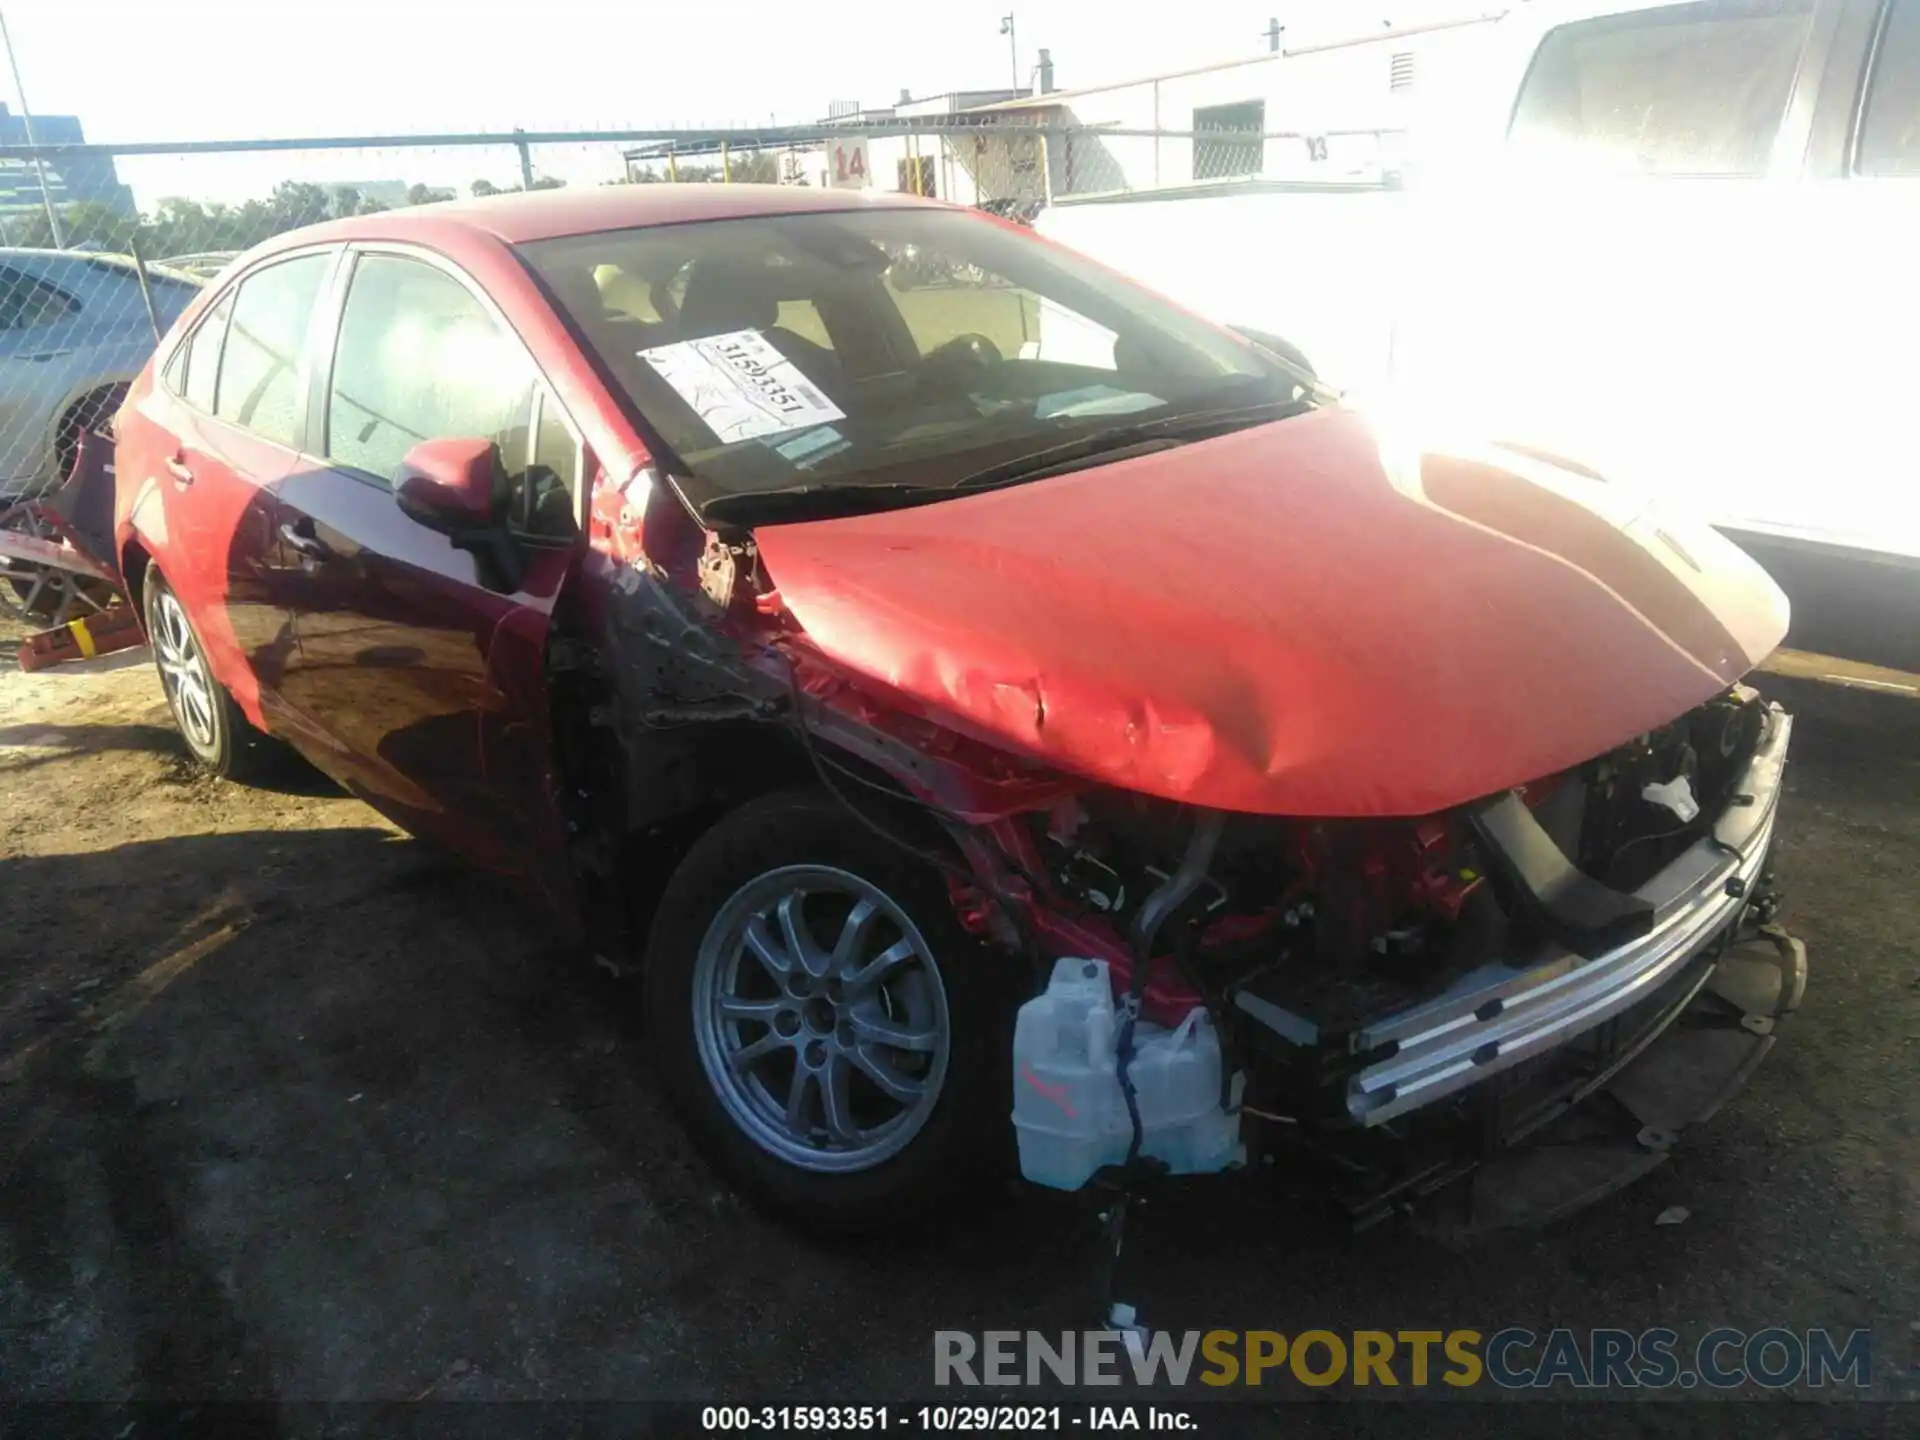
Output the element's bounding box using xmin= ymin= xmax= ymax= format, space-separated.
xmin=0 ymin=682 xmax=1913 ymax=1434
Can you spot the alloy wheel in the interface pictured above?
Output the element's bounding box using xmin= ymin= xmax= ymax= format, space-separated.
xmin=691 ymin=865 xmax=952 ymax=1173
xmin=151 ymin=587 xmax=219 ymax=754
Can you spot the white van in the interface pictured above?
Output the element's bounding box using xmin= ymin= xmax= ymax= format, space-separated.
xmin=1395 ymin=0 xmax=1919 ymax=663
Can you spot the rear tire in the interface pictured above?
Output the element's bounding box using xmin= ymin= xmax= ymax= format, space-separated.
xmin=144 ymin=569 xmax=287 ymax=783
xmin=642 ymin=788 xmax=1013 ymax=1232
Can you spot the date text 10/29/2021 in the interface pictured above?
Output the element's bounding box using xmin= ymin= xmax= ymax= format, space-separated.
xmin=701 ymin=1407 xmax=1196 ymax=1432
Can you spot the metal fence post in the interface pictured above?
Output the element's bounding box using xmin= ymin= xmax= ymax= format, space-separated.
xmin=514 ymin=127 xmax=534 ymax=190
xmin=0 ymin=8 xmax=65 ymax=249
xmin=721 ymin=140 xmax=731 ymax=182
xmin=1152 ymin=79 xmax=1162 ymax=188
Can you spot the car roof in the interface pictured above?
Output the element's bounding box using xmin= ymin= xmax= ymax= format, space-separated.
xmin=275 ymin=183 xmax=948 ymax=253
xmin=0 ymin=248 xmax=183 ymax=286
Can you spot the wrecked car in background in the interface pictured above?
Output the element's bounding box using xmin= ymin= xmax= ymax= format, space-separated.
xmin=111 ymin=184 xmax=1805 ymax=1240
xmin=1 ymin=249 xmax=200 ymax=502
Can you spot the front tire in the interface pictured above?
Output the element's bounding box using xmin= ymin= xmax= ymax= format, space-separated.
xmin=144 ymin=569 xmax=285 ymax=782
xmin=643 ymin=789 xmax=1011 ymax=1232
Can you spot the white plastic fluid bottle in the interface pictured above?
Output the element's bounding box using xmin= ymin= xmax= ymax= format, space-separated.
xmin=1010 ymin=956 xmax=1245 ymax=1190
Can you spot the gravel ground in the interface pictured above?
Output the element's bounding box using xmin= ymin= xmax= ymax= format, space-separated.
xmin=0 ymin=616 xmax=1914 ymax=1437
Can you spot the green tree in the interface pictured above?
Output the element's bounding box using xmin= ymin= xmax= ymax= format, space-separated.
xmin=729 ymin=150 xmax=782 ymax=183
xmin=8 ymin=171 xmax=533 ymax=269
xmin=471 ymin=175 xmax=565 ymax=196
xmin=629 ymin=150 xmax=783 ymax=184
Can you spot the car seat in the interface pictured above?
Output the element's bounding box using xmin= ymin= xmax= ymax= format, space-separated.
xmin=674 ymin=264 xmax=841 ymax=394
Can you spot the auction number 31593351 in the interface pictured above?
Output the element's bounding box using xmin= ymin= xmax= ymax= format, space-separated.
xmin=701 ymin=1407 xmax=1193 ymax=1431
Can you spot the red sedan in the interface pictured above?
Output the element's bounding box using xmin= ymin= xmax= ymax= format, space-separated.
xmin=114 ymin=184 xmax=1804 ymax=1234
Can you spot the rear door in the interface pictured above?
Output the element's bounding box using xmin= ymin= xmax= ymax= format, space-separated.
xmin=120 ymin=249 xmax=336 ymax=722
xmin=269 ymin=245 xmax=583 ymax=891
xmin=0 ymin=263 xmax=84 ymax=493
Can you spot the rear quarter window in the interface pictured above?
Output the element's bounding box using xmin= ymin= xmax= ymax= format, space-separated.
xmin=1508 ymin=0 xmax=1816 ymax=176
xmin=180 ymin=291 xmax=233 ymax=413
xmin=0 ymin=266 xmax=80 ymax=330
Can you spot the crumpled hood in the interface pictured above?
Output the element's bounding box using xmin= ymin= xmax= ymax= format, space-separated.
xmin=753 ymin=406 xmax=1788 ymax=817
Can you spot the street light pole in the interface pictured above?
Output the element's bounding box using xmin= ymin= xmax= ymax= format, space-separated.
xmin=999 ymin=13 xmax=1018 ymax=92
xmin=0 ymin=8 xmax=65 ymax=248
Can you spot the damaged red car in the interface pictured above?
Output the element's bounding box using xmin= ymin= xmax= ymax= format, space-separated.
xmin=112 ymin=185 xmax=1805 ymax=1237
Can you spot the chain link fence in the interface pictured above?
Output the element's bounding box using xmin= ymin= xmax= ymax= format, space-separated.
xmin=0 ymin=120 xmax=1401 ymax=512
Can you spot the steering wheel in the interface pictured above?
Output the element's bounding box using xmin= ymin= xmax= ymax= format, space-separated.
xmin=924 ymin=332 xmax=1004 ymax=370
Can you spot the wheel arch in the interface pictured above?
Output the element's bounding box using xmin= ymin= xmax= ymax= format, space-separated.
xmin=546 ymin=621 xmax=969 ymax=960
xmin=119 ymin=536 xmax=153 ymax=636
xmin=52 ymin=380 xmax=133 ymax=483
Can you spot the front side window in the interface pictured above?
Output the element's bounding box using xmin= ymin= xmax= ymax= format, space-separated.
xmin=327 ymin=253 xmax=577 ymax=537
xmin=215 ymin=253 xmax=331 ymax=447
xmin=521 ymin=208 xmax=1289 ymax=523
xmin=520 ymin=392 xmax=582 ymax=537
xmin=1857 ymin=0 xmax=1920 ymax=176
xmin=1509 ymin=0 xmax=1816 ymax=176
xmin=327 ymin=254 xmax=533 ymax=485
xmin=0 ymin=267 xmax=79 ymax=331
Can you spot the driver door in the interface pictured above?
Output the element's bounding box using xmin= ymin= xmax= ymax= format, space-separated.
xmin=268 ymin=247 xmax=584 ymax=899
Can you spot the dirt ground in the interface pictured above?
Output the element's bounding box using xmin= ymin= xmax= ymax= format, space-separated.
xmin=0 ymin=612 xmax=1916 ymax=1436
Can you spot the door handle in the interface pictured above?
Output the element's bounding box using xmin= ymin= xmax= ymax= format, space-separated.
xmin=164 ymin=455 xmax=194 ymax=484
xmin=279 ymin=521 xmax=333 ymax=560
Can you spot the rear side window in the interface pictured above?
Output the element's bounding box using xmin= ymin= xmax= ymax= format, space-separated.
xmin=1857 ymin=0 xmax=1920 ymax=176
xmin=182 ymin=291 xmax=233 ymax=413
xmin=215 ymin=254 xmax=331 ymax=447
xmin=1509 ymin=0 xmax=1816 ymax=176
xmin=0 ymin=266 xmax=79 ymax=330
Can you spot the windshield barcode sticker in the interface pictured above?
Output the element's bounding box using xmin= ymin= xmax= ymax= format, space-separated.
xmin=770 ymin=425 xmax=851 ymax=468
xmin=638 ymin=330 xmax=845 ymax=444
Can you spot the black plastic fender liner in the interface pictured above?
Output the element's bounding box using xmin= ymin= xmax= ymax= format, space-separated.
xmin=1468 ymin=789 xmax=1655 ymax=959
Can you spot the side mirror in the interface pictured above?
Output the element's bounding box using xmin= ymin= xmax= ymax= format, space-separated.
xmin=393 ymin=437 xmax=523 ymax=593
xmin=395 ymin=437 xmax=503 ymax=531
xmin=1226 ymin=325 xmax=1330 ymax=405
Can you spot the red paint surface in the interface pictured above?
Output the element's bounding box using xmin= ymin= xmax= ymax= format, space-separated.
xmin=285 ymin=183 xmax=940 ymax=249
xmin=756 ymin=407 xmax=1788 ymax=818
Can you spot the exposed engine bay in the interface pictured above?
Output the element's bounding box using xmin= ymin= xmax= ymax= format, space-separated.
xmin=560 ymin=479 xmax=1801 ymax=1238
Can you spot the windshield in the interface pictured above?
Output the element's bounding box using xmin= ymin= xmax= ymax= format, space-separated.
xmin=519 ymin=207 xmax=1303 ymax=522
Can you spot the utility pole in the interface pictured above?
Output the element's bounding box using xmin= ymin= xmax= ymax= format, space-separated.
xmin=513 ymin=126 xmax=534 ymax=190
xmin=999 ymin=13 xmax=1018 ymax=92
xmin=0 ymin=8 xmax=65 ymax=248
xmin=1265 ymin=18 xmax=1285 ymax=53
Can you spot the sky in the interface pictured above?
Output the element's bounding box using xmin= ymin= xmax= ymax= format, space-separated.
xmin=0 ymin=0 xmax=1500 ymax=207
